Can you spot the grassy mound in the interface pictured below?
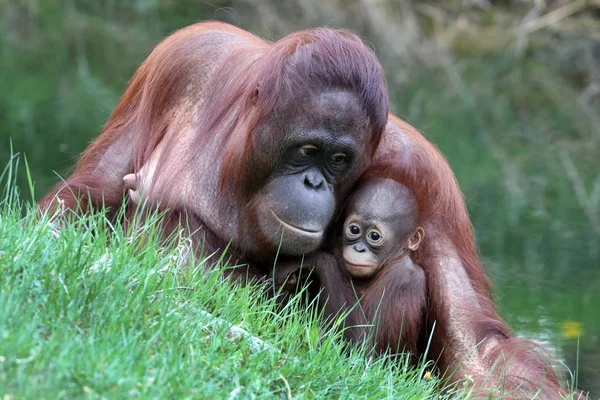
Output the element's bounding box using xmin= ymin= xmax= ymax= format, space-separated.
xmin=0 ymin=179 xmax=450 ymax=399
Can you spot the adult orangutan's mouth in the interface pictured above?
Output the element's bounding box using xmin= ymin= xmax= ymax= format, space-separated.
xmin=271 ymin=210 xmax=323 ymax=236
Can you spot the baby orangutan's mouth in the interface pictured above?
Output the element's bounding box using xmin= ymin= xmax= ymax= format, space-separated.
xmin=344 ymin=261 xmax=377 ymax=269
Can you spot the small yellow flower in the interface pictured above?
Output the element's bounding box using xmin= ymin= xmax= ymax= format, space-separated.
xmin=560 ymin=321 xmax=583 ymax=340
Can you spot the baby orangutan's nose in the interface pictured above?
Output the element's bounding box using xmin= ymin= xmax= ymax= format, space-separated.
xmin=353 ymin=242 xmax=366 ymax=253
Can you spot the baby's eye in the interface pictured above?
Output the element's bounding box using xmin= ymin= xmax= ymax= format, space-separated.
xmin=346 ymin=224 xmax=361 ymax=239
xmin=369 ymin=231 xmax=381 ymax=241
xmin=367 ymin=230 xmax=383 ymax=246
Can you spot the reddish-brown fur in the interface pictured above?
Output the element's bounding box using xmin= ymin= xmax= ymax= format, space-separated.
xmin=365 ymin=116 xmax=570 ymax=398
xmin=39 ymin=22 xmax=575 ymax=398
xmin=312 ymin=220 xmax=427 ymax=360
xmin=39 ymin=22 xmax=387 ymax=264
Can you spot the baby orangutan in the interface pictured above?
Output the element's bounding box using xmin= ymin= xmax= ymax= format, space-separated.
xmin=340 ymin=178 xmax=424 ymax=281
xmin=274 ymin=177 xmax=426 ymax=358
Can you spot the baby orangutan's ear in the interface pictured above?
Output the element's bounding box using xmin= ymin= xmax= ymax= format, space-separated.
xmin=408 ymin=227 xmax=424 ymax=251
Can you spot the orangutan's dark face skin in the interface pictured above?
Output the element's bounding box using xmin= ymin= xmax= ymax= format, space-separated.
xmin=251 ymin=90 xmax=370 ymax=255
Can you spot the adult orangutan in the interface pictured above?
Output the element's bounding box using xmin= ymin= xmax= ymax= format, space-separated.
xmin=40 ymin=22 xmax=388 ymax=273
xmin=39 ymin=22 xmax=569 ymax=398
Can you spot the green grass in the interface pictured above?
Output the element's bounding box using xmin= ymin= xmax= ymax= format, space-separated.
xmin=0 ymin=180 xmax=458 ymax=399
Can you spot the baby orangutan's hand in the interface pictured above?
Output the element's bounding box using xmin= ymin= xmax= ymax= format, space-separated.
xmin=272 ymin=259 xmax=316 ymax=293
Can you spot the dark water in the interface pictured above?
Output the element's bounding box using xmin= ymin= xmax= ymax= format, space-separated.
xmin=483 ymin=239 xmax=600 ymax=396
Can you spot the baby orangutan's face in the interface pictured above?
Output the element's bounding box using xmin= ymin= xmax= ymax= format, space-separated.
xmin=342 ymin=178 xmax=423 ymax=279
xmin=342 ymin=215 xmax=394 ymax=279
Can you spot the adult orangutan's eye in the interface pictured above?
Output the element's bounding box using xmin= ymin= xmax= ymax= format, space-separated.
xmin=298 ymin=144 xmax=319 ymax=157
xmin=330 ymin=153 xmax=347 ymax=164
xmin=367 ymin=230 xmax=383 ymax=245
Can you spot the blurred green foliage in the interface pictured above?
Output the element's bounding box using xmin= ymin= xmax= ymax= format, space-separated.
xmin=0 ymin=0 xmax=599 ymax=391
xmin=0 ymin=0 xmax=232 ymax=195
